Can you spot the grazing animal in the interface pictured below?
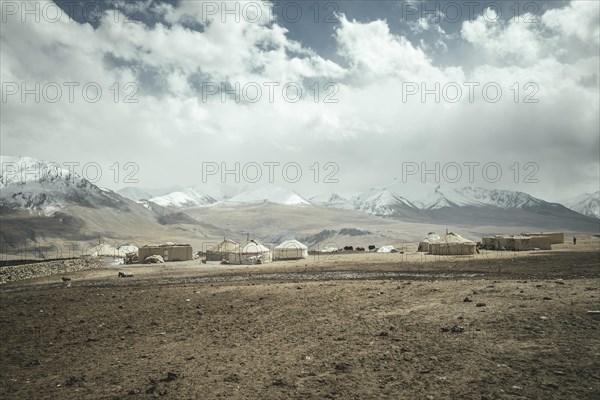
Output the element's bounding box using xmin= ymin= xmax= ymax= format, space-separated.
xmin=368 ymin=245 xmax=376 ymax=251
xmin=344 ymin=246 xmax=354 ymax=251
xmin=356 ymin=247 xmax=365 ymax=251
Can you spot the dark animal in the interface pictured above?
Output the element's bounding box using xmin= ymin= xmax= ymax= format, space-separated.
xmin=368 ymin=245 xmax=376 ymax=251
xmin=356 ymin=247 xmax=365 ymax=251
xmin=344 ymin=246 xmax=354 ymax=251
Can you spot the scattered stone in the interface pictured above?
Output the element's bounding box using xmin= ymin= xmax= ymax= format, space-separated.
xmin=272 ymin=379 xmax=287 ymax=387
xmin=224 ymin=373 xmax=239 ymax=383
xmin=463 ymin=297 xmax=473 ymax=302
xmin=28 ymin=359 xmax=41 ymax=366
xmin=543 ymin=297 xmax=552 ymax=301
xmin=61 ymin=277 xmax=71 ymax=282
xmin=543 ymin=382 xmax=559 ymax=389
xmin=378 ymin=331 xmax=389 ymax=337
xmin=163 ymin=372 xmax=178 ymax=382
xmin=476 ymin=303 xmax=486 ymax=307
xmin=334 ymin=363 xmax=350 ymax=372
xmin=65 ymin=375 xmax=86 ymax=386
xmin=451 ymin=325 xmax=464 ymax=333
xmin=540 ymin=316 xmax=548 ymax=320
xmin=118 ymin=271 xmax=133 ymax=278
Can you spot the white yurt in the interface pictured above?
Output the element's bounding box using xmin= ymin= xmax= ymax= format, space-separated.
xmin=119 ymin=244 xmax=138 ymax=255
xmin=206 ymin=239 xmax=241 ymax=261
xmin=229 ymin=240 xmax=272 ymax=264
xmin=84 ymin=244 xmax=127 ymax=265
xmin=418 ymin=232 xmax=441 ymax=253
xmin=274 ymin=239 xmax=308 ymax=260
xmin=429 ymin=233 xmax=476 ymax=255
xmin=377 ymin=245 xmax=396 ymax=253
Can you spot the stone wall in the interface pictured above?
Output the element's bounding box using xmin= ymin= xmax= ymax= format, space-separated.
xmin=0 ymin=258 xmax=103 ymax=284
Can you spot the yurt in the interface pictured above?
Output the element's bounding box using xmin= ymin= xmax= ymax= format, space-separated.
xmin=377 ymin=245 xmax=397 ymax=253
xmin=206 ymin=239 xmax=241 ymax=261
xmin=429 ymin=233 xmax=476 ymax=255
xmin=418 ymin=232 xmax=441 ymax=253
xmin=119 ymin=244 xmax=138 ymax=255
xmin=84 ymin=244 xmax=127 ymax=265
xmin=229 ymin=240 xmax=272 ymax=264
xmin=274 ymin=239 xmax=308 ymax=260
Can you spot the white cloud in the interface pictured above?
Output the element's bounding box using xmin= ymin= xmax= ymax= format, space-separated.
xmin=0 ymin=0 xmax=598 ymax=200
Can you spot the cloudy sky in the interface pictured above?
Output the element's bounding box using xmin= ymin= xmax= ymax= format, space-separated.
xmin=1 ymin=0 xmax=598 ymax=201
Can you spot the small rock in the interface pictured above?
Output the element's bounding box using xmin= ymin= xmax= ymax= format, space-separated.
xmin=543 ymin=297 xmax=552 ymax=301
xmin=463 ymin=297 xmax=473 ymax=302
xmin=543 ymin=382 xmax=559 ymax=389
xmin=65 ymin=375 xmax=86 ymax=386
xmin=164 ymin=372 xmax=178 ymax=382
xmin=334 ymin=363 xmax=350 ymax=372
xmin=476 ymin=303 xmax=486 ymax=307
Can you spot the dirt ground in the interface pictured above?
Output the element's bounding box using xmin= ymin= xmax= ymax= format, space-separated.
xmin=1 ymin=249 xmax=599 ymax=399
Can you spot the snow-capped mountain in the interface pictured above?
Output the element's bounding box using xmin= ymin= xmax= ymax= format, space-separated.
xmin=0 ymin=156 xmax=130 ymax=214
xmin=149 ymin=187 xmax=216 ymax=208
xmin=411 ymin=186 xmax=551 ymax=210
xmin=117 ymin=186 xmax=183 ymax=201
xmin=309 ymin=193 xmax=350 ymax=207
xmin=564 ymin=191 xmax=600 ymax=219
xmin=349 ymin=188 xmax=422 ymax=218
xmin=224 ymin=186 xmax=310 ymax=206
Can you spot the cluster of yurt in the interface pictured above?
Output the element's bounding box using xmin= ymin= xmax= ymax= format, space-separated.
xmin=418 ymin=232 xmax=441 ymax=252
xmin=207 ymin=238 xmax=309 ymax=264
xmin=428 ymin=232 xmax=476 ymax=255
xmin=274 ymin=240 xmax=308 ymax=260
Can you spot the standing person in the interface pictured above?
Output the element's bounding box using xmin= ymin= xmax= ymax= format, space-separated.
xmin=573 ymin=237 xmax=577 ymax=245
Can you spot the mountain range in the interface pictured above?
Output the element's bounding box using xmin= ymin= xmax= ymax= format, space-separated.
xmin=1 ymin=156 xmax=598 ymax=253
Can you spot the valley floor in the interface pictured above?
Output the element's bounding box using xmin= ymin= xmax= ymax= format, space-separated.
xmin=1 ymin=250 xmax=599 ymax=399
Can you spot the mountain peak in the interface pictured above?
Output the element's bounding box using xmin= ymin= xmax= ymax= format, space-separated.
xmin=225 ymin=185 xmax=310 ymax=206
